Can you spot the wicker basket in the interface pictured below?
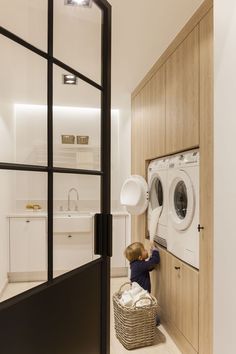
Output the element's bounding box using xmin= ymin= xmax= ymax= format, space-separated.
xmin=113 ymin=282 xmax=158 ymax=350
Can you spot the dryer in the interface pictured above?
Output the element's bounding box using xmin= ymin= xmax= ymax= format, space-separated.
xmin=167 ymin=150 xmax=199 ymax=268
xmin=120 ymin=157 xmax=169 ymax=247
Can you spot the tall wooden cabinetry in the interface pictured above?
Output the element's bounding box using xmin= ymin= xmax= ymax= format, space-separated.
xmin=166 ymin=27 xmax=199 ymax=154
xmin=131 ymin=1 xmax=213 ymax=354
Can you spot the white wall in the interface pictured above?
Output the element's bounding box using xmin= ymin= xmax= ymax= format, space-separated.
xmin=214 ymin=2 xmax=236 ymax=353
xmin=0 ymin=107 xmax=13 ymax=293
xmin=13 ymin=104 xmax=122 ymax=212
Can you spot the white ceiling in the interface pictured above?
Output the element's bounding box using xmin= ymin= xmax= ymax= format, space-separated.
xmin=109 ymin=0 xmax=204 ymax=107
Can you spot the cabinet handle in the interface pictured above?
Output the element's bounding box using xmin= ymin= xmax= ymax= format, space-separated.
xmin=68 ymin=235 xmax=72 ymax=238
xmin=26 ymin=220 xmax=30 ymax=223
xmin=198 ymin=224 xmax=204 ymax=232
xmin=174 ymin=266 xmax=180 ymax=270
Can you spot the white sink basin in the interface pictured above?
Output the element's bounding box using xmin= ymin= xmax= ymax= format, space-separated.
xmin=54 ymin=213 xmax=92 ymax=233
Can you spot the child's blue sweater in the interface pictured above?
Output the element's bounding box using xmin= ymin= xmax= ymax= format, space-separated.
xmin=130 ymin=249 xmax=160 ymax=293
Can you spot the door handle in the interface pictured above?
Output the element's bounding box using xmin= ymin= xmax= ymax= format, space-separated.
xmin=174 ymin=266 xmax=180 ymax=270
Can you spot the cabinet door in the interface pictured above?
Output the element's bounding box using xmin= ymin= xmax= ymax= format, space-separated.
xmin=153 ymin=247 xmax=170 ymax=318
xmin=181 ymin=262 xmax=199 ymax=351
xmin=111 ymin=216 xmax=126 ymax=268
xmin=131 ymin=93 xmax=146 ymax=243
xmin=169 ymin=256 xmax=182 ymax=330
xmin=166 ymin=26 xmax=199 ymax=153
xmin=53 ymin=232 xmax=93 ymax=274
xmin=131 ymin=91 xmax=146 ymax=177
xmin=146 ymin=66 xmax=166 ymax=160
xmin=10 ymin=218 xmax=47 ymax=272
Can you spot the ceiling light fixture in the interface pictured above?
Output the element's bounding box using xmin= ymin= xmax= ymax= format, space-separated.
xmin=63 ymin=74 xmax=78 ymax=85
xmin=64 ymin=0 xmax=93 ymax=7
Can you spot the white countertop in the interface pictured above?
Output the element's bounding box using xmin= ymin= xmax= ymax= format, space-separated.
xmin=7 ymin=211 xmax=129 ymax=218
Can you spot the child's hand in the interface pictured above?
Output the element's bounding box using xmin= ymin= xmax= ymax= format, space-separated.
xmin=150 ymin=240 xmax=158 ymax=252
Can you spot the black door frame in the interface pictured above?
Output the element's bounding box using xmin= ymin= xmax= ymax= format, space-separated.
xmin=0 ymin=0 xmax=112 ymax=353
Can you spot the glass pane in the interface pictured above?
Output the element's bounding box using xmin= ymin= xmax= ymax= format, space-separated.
xmin=53 ymin=173 xmax=100 ymax=278
xmin=150 ymin=178 xmax=163 ymax=209
xmin=0 ymin=0 xmax=47 ymax=51
xmin=53 ymin=64 xmax=101 ymax=170
xmin=174 ymin=181 xmax=187 ymax=219
xmin=54 ymin=0 xmax=102 ymax=84
xmin=0 ymin=170 xmax=47 ymax=303
xmin=0 ymin=35 xmax=47 ymax=165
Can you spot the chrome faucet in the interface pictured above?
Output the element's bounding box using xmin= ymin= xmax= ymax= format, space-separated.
xmin=67 ymin=187 xmax=79 ymax=211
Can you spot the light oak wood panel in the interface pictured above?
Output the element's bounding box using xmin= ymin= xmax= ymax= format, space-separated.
xmin=131 ymin=91 xmax=147 ymax=242
xmin=169 ymin=256 xmax=182 ymax=330
xmin=132 ymin=0 xmax=213 ymax=98
xmin=153 ymin=247 xmax=199 ymax=354
xmin=151 ymin=246 xmax=170 ymax=318
xmin=146 ymin=66 xmax=166 ymax=160
xmin=199 ymin=9 xmax=213 ymax=354
xmin=166 ymin=26 xmax=199 ymax=154
xmin=181 ymin=262 xmax=199 ymax=351
xmin=162 ymin=315 xmax=198 ymax=354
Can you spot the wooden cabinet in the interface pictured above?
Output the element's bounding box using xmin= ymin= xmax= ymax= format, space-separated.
xmin=153 ymin=247 xmax=199 ymax=353
xmin=166 ymin=26 xmax=199 ymax=154
xmin=131 ymin=90 xmax=146 ymax=177
xmin=131 ymin=66 xmax=166 ymax=175
xmin=151 ymin=247 xmax=170 ymax=317
xmin=143 ymin=67 xmax=166 ymax=160
xmin=9 ymin=217 xmax=47 ymax=280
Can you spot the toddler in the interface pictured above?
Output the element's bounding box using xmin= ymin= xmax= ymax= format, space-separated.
xmin=124 ymin=241 xmax=160 ymax=293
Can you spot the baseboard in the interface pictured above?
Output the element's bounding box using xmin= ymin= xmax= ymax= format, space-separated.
xmin=111 ymin=267 xmax=128 ymax=277
xmin=8 ymin=272 xmax=47 ymax=282
xmin=8 ymin=267 xmax=128 ymax=282
xmin=161 ymin=310 xmax=198 ymax=354
xmin=0 ymin=278 xmax=8 ymax=298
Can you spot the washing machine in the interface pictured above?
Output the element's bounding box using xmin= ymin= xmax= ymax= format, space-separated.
xmin=120 ymin=157 xmax=169 ymax=247
xmin=147 ymin=157 xmax=169 ymax=247
xmin=167 ymin=149 xmax=199 ymax=269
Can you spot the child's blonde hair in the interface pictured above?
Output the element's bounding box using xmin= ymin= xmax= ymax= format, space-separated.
xmin=124 ymin=242 xmax=145 ymax=262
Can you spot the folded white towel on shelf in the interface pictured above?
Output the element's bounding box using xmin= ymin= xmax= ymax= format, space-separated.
xmin=119 ymin=282 xmax=152 ymax=307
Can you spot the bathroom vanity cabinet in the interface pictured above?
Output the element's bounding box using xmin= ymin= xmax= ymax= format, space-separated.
xmin=9 ymin=217 xmax=47 ymax=281
xmin=53 ymin=231 xmax=93 ymax=276
xmin=8 ymin=213 xmax=129 ymax=280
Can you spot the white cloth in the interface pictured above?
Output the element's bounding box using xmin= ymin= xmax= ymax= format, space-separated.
xmin=149 ymin=206 xmax=162 ymax=241
xmin=119 ymin=282 xmax=152 ymax=307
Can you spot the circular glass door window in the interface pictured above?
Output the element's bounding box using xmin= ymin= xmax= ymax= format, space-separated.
xmin=174 ymin=181 xmax=188 ymax=219
xmin=150 ymin=177 xmax=163 ymax=209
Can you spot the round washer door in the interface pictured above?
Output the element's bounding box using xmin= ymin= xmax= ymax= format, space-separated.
xmin=169 ymin=170 xmax=195 ymax=230
xmin=149 ymin=174 xmax=164 ymax=212
xmin=120 ymin=175 xmax=148 ymax=215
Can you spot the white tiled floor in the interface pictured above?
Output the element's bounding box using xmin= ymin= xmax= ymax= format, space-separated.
xmin=0 ymin=278 xmax=182 ymax=354
xmin=0 ymin=282 xmax=43 ymax=302
xmin=110 ymin=277 xmax=182 ymax=354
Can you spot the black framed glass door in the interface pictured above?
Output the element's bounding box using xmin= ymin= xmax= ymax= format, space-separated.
xmin=0 ymin=0 xmax=111 ymax=353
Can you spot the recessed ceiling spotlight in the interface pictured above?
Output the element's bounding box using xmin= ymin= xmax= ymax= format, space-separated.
xmin=64 ymin=0 xmax=93 ymax=7
xmin=63 ymin=74 xmax=77 ymax=85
